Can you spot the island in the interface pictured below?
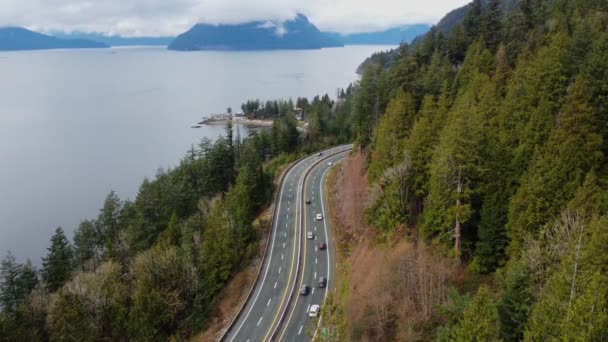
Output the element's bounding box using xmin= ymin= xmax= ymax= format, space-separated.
xmin=0 ymin=27 xmax=108 ymax=51
xmin=168 ymin=14 xmax=342 ymax=51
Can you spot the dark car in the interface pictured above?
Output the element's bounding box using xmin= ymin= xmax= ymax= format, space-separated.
xmin=300 ymin=284 xmax=310 ymax=295
xmin=319 ymin=242 xmax=327 ymax=250
xmin=318 ymin=277 xmax=327 ymax=288
xmin=305 ymin=199 xmax=312 ymax=204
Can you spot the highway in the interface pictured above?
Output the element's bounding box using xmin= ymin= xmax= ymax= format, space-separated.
xmin=222 ymin=146 xmax=351 ymax=342
xmin=275 ymin=151 xmax=348 ymax=341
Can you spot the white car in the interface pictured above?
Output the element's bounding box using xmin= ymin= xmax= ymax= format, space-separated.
xmin=309 ymin=304 xmax=320 ymax=318
xmin=316 ymin=213 xmax=323 ymax=221
xmin=307 ymin=231 xmax=314 ymax=239
xmin=327 ymin=161 xmax=333 ymax=166
xmin=317 ymin=152 xmax=323 ymax=156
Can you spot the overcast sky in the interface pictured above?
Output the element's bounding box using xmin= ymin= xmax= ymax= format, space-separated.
xmin=0 ymin=0 xmax=471 ymax=37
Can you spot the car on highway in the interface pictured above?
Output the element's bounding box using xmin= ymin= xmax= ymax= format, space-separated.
xmin=315 ymin=213 xmax=323 ymax=220
xmin=300 ymin=284 xmax=310 ymax=295
xmin=305 ymin=199 xmax=312 ymax=204
xmin=327 ymin=161 xmax=333 ymax=166
xmin=319 ymin=242 xmax=327 ymax=250
xmin=309 ymin=304 xmax=320 ymax=318
xmin=308 ymin=231 xmax=314 ymax=239
xmin=317 ymin=152 xmax=323 ymax=156
xmin=318 ymin=277 xmax=327 ymax=288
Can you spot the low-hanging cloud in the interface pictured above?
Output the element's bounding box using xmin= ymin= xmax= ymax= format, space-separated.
xmin=0 ymin=0 xmax=471 ymax=37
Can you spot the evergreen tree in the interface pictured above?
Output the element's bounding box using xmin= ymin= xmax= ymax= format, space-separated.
xmin=507 ymin=78 xmax=603 ymax=253
xmin=498 ymin=261 xmax=534 ymax=341
xmin=483 ymin=0 xmax=503 ymax=51
xmin=525 ymin=216 xmax=608 ymax=340
xmin=368 ymin=90 xmax=416 ymax=181
xmin=17 ymin=260 xmax=38 ymax=300
xmin=423 ymin=73 xmax=487 ymax=257
xmin=73 ymin=219 xmax=99 ymax=271
xmin=464 ymin=0 xmax=483 ymax=43
xmin=157 ymin=211 xmax=181 ymax=249
xmin=353 ymin=66 xmax=381 ymax=148
xmin=98 ymin=191 xmax=122 ymax=259
xmin=0 ymin=253 xmax=22 ymax=315
xmin=452 ymin=285 xmax=501 ymax=341
xmin=42 ymin=227 xmax=74 ymax=292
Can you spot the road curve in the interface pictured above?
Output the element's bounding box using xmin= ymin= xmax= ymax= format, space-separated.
xmin=274 ymin=151 xmax=348 ymax=341
xmin=221 ymin=146 xmax=351 ymax=342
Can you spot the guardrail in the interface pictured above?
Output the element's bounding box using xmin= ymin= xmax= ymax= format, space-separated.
xmin=218 ymin=145 xmax=352 ymax=341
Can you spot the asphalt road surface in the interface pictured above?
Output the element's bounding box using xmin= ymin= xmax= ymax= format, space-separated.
xmin=275 ymin=151 xmax=349 ymax=341
xmin=222 ymin=146 xmax=351 ymax=342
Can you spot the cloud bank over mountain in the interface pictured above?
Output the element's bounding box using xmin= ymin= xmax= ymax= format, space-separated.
xmin=0 ymin=0 xmax=470 ymax=37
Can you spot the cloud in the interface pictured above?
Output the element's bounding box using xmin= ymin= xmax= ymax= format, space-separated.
xmin=0 ymin=0 xmax=472 ymax=37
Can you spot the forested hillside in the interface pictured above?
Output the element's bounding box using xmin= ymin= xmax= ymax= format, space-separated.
xmin=0 ymin=94 xmax=352 ymax=340
xmin=338 ymin=0 xmax=608 ymax=340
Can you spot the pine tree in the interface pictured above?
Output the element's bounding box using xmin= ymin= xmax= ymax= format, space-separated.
xmin=354 ymin=66 xmax=381 ymax=148
xmin=464 ymin=0 xmax=483 ymax=43
xmin=507 ymin=78 xmax=603 ymax=254
xmin=17 ymin=260 xmax=38 ymax=300
xmin=157 ymin=211 xmax=181 ymax=249
xmin=423 ymin=73 xmax=487 ymax=256
xmin=498 ymin=261 xmax=534 ymax=341
xmin=0 ymin=252 xmax=22 ymax=315
xmin=368 ymin=90 xmax=416 ymax=181
xmin=452 ymin=286 xmax=501 ymax=341
xmin=73 ymin=220 xmax=100 ymax=271
xmin=483 ymin=0 xmax=503 ymax=51
xmin=42 ymin=227 xmax=74 ymax=292
xmin=98 ymin=191 xmax=122 ymax=259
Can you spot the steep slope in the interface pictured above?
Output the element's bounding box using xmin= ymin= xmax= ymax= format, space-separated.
xmin=0 ymin=27 xmax=108 ymax=51
xmin=433 ymin=0 xmax=519 ymax=34
xmin=357 ymin=0 xmax=519 ymax=73
xmin=168 ymin=14 xmax=342 ymax=51
xmin=345 ymin=0 xmax=608 ymax=339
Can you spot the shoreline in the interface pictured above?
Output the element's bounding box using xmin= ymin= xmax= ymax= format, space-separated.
xmin=200 ymin=117 xmax=274 ymax=127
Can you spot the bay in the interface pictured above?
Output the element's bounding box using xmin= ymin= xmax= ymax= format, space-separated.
xmin=0 ymin=45 xmax=393 ymax=262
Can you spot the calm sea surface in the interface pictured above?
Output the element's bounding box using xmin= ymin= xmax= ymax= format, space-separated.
xmin=0 ymin=45 xmax=393 ymax=263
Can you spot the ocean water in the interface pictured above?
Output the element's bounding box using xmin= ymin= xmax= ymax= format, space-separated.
xmin=0 ymin=45 xmax=394 ymax=263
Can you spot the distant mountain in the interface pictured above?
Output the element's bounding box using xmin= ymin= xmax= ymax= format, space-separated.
xmin=326 ymin=24 xmax=430 ymax=45
xmin=0 ymin=27 xmax=108 ymax=51
xmin=168 ymin=14 xmax=343 ymax=51
xmin=53 ymin=33 xmax=174 ymax=47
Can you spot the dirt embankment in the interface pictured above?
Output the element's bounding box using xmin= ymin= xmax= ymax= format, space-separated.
xmin=327 ymin=150 xmax=459 ymax=342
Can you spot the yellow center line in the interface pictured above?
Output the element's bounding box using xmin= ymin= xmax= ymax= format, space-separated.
xmin=278 ymin=165 xmax=312 ymax=341
xmin=263 ymin=168 xmax=302 ymax=342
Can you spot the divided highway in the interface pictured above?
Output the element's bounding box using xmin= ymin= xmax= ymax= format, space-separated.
xmin=275 ymin=151 xmax=348 ymax=341
xmin=222 ymin=146 xmax=351 ymax=342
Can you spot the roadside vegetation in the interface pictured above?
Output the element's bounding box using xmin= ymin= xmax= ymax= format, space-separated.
xmin=321 ymin=0 xmax=608 ymax=340
xmin=0 ymin=93 xmax=355 ymax=340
